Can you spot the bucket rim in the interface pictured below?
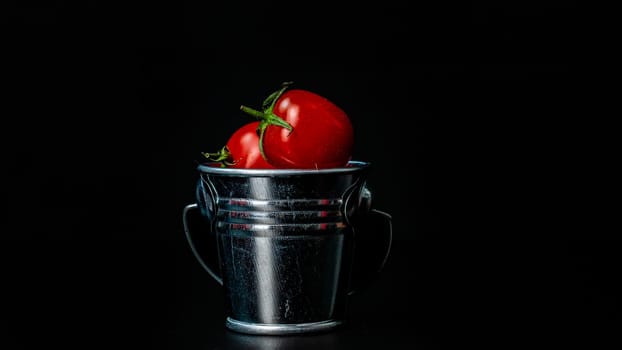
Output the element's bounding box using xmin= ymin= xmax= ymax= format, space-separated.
xmin=197 ymin=160 xmax=370 ymax=176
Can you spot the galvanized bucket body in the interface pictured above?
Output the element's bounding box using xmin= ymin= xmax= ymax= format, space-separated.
xmin=183 ymin=161 xmax=391 ymax=335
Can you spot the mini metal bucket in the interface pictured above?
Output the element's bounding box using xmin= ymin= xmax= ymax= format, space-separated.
xmin=182 ymin=161 xmax=392 ymax=335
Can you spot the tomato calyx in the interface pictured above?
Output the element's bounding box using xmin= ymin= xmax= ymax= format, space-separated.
xmin=239 ymin=82 xmax=294 ymax=160
xmin=201 ymin=146 xmax=237 ymax=167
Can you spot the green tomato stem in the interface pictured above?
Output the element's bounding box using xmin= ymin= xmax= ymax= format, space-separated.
xmin=201 ymin=146 xmax=236 ymax=167
xmin=239 ymin=105 xmax=265 ymax=119
xmin=262 ymin=81 xmax=294 ymax=110
xmin=239 ymin=88 xmax=294 ymax=161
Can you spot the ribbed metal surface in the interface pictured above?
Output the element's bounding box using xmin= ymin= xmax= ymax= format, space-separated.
xmin=216 ymin=197 xmax=345 ymax=234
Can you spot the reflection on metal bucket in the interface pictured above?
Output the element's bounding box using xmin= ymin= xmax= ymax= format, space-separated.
xmin=183 ymin=161 xmax=392 ymax=335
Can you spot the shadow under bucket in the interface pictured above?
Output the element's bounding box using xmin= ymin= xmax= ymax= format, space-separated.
xmin=183 ymin=161 xmax=392 ymax=335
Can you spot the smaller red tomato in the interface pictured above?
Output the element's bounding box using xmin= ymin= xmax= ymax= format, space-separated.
xmin=202 ymin=122 xmax=275 ymax=169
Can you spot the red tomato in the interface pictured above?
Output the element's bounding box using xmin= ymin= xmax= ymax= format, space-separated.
xmin=240 ymin=83 xmax=354 ymax=169
xmin=201 ymin=121 xmax=275 ymax=169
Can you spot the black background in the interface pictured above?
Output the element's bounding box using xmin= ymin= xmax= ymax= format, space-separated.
xmin=2 ymin=1 xmax=618 ymax=349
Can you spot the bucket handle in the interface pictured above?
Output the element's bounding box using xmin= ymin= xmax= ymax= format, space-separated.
xmin=348 ymin=208 xmax=393 ymax=296
xmin=182 ymin=203 xmax=223 ymax=285
xmin=369 ymin=208 xmax=393 ymax=276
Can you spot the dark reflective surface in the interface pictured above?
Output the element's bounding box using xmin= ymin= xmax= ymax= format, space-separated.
xmin=220 ymin=330 xmax=343 ymax=350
